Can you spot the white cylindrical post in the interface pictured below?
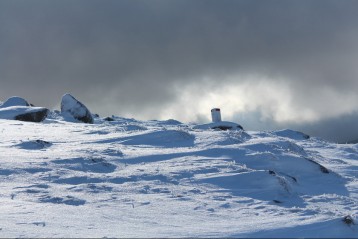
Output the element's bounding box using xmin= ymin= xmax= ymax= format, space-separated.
xmin=211 ymin=108 xmax=222 ymax=123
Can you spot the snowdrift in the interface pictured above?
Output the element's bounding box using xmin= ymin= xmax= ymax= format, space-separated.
xmin=0 ymin=114 xmax=357 ymax=237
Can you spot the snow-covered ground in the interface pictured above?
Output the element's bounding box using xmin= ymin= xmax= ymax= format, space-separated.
xmin=0 ymin=115 xmax=357 ymax=237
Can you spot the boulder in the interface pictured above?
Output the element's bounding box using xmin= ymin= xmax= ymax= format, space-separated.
xmin=60 ymin=94 xmax=94 ymax=124
xmin=342 ymin=215 xmax=355 ymax=225
xmin=104 ymin=116 xmax=115 ymax=121
xmin=0 ymin=96 xmax=30 ymax=108
xmin=0 ymin=106 xmax=49 ymax=122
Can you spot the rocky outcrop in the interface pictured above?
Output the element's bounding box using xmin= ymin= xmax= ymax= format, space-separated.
xmin=15 ymin=108 xmax=49 ymax=122
xmin=272 ymin=129 xmax=310 ymax=140
xmin=0 ymin=106 xmax=49 ymax=122
xmin=193 ymin=121 xmax=244 ymax=130
xmin=60 ymin=94 xmax=94 ymax=124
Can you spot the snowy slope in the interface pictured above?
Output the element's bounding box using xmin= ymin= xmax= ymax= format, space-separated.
xmin=0 ymin=116 xmax=357 ymax=237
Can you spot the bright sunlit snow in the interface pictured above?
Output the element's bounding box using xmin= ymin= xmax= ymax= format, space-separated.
xmin=0 ymin=114 xmax=357 ymax=237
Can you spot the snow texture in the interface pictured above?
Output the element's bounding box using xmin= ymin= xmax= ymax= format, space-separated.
xmin=0 ymin=117 xmax=357 ymax=237
xmin=0 ymin=96 xmax=30 ymax=108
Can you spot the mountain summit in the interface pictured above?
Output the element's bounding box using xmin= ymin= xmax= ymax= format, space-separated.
xmin=0 ymin=114 xmax=357 ymax=237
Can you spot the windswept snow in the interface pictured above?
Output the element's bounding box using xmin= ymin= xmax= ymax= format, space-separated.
xmin=0 ymin=117 xmax=357 ymax=237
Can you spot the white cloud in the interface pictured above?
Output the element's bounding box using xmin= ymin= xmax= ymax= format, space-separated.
xmin=154 ymin=74 xmax=358 ymax=125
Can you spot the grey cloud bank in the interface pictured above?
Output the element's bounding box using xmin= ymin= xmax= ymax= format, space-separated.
xmin=1 ymin=0 xmax=358 ymax=142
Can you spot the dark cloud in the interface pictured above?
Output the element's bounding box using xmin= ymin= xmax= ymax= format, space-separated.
xmin=1 ymin=0 xmax=358 ymax=142
xmin=302 ymin=111 xmax=358 ymax=143
xmin=234 ymin=109 xmax=358 ymax=143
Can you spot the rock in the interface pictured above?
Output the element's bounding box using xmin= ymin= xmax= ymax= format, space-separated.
xmin=60 ymin=94 xmax=94 ymax=124
xmin=15 ymin=109 xmax=49 ymax=122
xmin=104 ymin=116 xmax=115 ymax=121
xmin=193 ymin=121 xmax=244 ymax=131
xmin=16 ymin=139 xmax=52 ymax=150
xmin=268 ymin=170 xmax=276 ymax=175
xmin=0 ymin=96 xmax=30 ymax=108
xmin=304 ymin=157 xmax=330 ymax=174
xmin=0 ymin=106 xmax=49 ymax=122
xmin=212 ymin=124 xmax=243 ymax=130
xmin=272 ymin=129 xmax=310 ymax=140
xmin=342 ymin=215 xmax=355 ymax=225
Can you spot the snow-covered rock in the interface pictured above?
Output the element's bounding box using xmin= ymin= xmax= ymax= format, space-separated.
xmin=193 ymin=121 xmax=244 ymax=130
xmin=272 ymin=129 xmax=310 ymax=140
xmin=60 ymin=94 xmax=94 ymax=124
xmin=0 ymin=106 xmax=49 ymax=122
xmin=0 ymin=96 xmax=30 ymax=108
xmin=103 ymin=116 xmax=115 ymax=121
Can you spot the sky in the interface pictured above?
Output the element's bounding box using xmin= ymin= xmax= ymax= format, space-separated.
xmin=1 ymin=0 xmax=358 ymax=143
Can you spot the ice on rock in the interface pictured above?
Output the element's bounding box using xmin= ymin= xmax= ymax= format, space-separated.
xmin=60 ymin=93 xmax=94 ymax=124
